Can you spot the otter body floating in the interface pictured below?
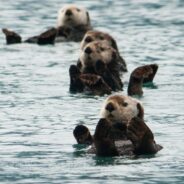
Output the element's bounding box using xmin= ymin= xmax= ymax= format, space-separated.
xmin=2 ymin=4 xmax=92 ymax=45
xmin=73 ymin=94 xmax=162 ymax=157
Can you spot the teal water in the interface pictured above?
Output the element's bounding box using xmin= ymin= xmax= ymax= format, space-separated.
xmin=0 ymin=0 xmax=184 ymax=183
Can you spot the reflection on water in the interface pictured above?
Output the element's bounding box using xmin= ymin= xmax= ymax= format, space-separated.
xmin=0 ymin=0 xmax=184 ymax=183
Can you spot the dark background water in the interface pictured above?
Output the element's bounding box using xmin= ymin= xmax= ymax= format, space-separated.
xmin=0 ymin=0 xmax=184 ymax=183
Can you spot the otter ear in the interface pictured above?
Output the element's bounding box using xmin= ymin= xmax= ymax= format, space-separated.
xmin=137 ymin=103 xmax=144 ymax=119
xmin=111 ymin=38 xmax=118 ymax=50
xmin=86 ymin=12 xmax=90 ymax=24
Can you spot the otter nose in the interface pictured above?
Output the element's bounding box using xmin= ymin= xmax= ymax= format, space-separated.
xmin=85 ymin=47 xmax=92 ymax=54
xmin=85 ymin=36 xmax=92 ymax=43
xmin=65 ymin=10 xmax=72 ymax=16
xmin=105 ymin=102 xmax=115 ymax=112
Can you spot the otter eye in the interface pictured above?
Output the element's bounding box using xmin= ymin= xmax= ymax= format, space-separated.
xmin=99 ymin=36 xmax=104 ymax=40
xmin=100 ymin=47 xmax=105 ymax=51
xmin=85 ymin=36 xmax=92 ymax=43
xmin=122 ymin=102 xmax=128 ymax=107
xmin=76 ymin=8 xmax=81 ymax=12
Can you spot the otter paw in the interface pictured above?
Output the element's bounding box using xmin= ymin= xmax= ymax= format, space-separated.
xmin=37 ymin=27 xmax=57 ymax=45
xmin=94 ymin=118 xmax=119 ymax=157
xmin=69 ymin=65 xmax=81 ymax=78
xmin=2 ymin=28 xmax=22 ymax=44
xmin=94 ymin=118 xmax=112 ymax=140
xmin=143 ymin=64 xmax=158 ymax=83
xmin=127 ymin=117 xmax=154 ymax=153
xmin=73 ymin=124 xmax=93 ymax=145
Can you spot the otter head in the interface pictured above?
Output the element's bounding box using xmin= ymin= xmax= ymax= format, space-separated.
xmin=100 ymin=94 xmax=144 ymax=124
xmin=80 ymin=30 xmax=118 ymax=51
xmin=57 ymin=4 xmax=91 ymax=28
xmin=79 ymin=40 xmax=117 ymax=74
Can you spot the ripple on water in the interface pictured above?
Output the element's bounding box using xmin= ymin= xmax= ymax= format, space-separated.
xmin=0 ymin=0 xmax=184 ymax=184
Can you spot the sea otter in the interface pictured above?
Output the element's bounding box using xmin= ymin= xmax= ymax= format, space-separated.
xmin=69 ymin=63 xmax=158 ymax=96
xmin=72 ymin=40 xmax=124 ymax=92
xmin=2 ymin=4 xmax=92 ymax=44
xmin=80 ymin=30 xmax=127 ymax=72
xmin=94 ymin=94 xmax=163 ymax=156
xmin=73 ymin=94 xmax=163 ymax=157
xmin=55 ymin=4 xmax=91 ymax=42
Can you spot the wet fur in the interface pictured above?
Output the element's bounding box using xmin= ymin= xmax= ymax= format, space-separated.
xmin=73 ymin=125 xmax=93 ymax=145
xmin=74 ymin=95 xmax=162 ymax=156
xmin=127 ymin=117 xmax=163 ymax=154
xmin=2 ymin=4 xmax=92 ymax=44
xmin=69 ymin=65 xmax=112 ymax=95
xmin=57 ymin=4 xmax=91 ymax=28
xmin=80 ymin=30 xmax=127 ymax=72
xmin=76 ymin=40 xmax=123 ymax=92
xmin=128 ymin=64 xmax=158 ymax=96
xmin=100 ymin=94 xmax=144 ymax=124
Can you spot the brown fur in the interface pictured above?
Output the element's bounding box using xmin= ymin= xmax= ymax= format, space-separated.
xmin=79 ymin=40 xmax=119 ymax=74
xmin=73 ymin=95 xmax=162 ymax=156
xmin=56 ymin=25 xmax=90 ymax=42
xmin=81 ymin=30 xmax=118 ymax=50
xmin=2 ymin=5 xmax=92 ymax=44
xmin=31 ymin=28 xmax=57 ymax=45
xmin=128 ymin=64 xmax=158 ymax=96
xmin=79 ymin=73 xmax=112 ymax=95
xmin=2 ymin=28 xmax=57 ymax=45
xmin=77 ymin=41 xmax=123 ymax=92
xmin=2 ymin=28 xmax=22 ymax=44
xmin=80 ymin=30 xmax=127 ymax=72
xmin=127 ymin=117 xmax=163 ymax=154
xmin=56 ymin=4 xmax=92 ymax=42
xmin=69 ymin=65 xmax=112 ymax=95
xmin=94 ymin=119 xmax=119 ymax=157
xmin=143 ymin=64 xmax=158 ymax=83
xmin=73 ymin=125 xmax=93 ymax=145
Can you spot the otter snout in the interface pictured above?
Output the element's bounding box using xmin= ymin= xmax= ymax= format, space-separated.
xmin=105 ymin=102 xmax=115 ymax=112
xmin=65 ymin=9 xmax=73 ymax=16
xmin=85 ymin=47 xmax=92 ymax=54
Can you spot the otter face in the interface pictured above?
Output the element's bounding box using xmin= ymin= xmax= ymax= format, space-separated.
xmin=100 ymin=95 xmax=144 ymax=124
xmin=79 ymin=40 xmax=117 ymax=73
xmin=57 ymin=4 xmax=90 ymax=27
xmin=80 ymin=31 xmax=117 ymax=51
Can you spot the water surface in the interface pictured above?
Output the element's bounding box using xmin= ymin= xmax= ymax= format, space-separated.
xmin=0 ymin=0 xmax=184 ymax=183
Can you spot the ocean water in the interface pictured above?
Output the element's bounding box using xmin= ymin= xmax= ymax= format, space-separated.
xmin=0 ymin=0 xmax=184 ymax=183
